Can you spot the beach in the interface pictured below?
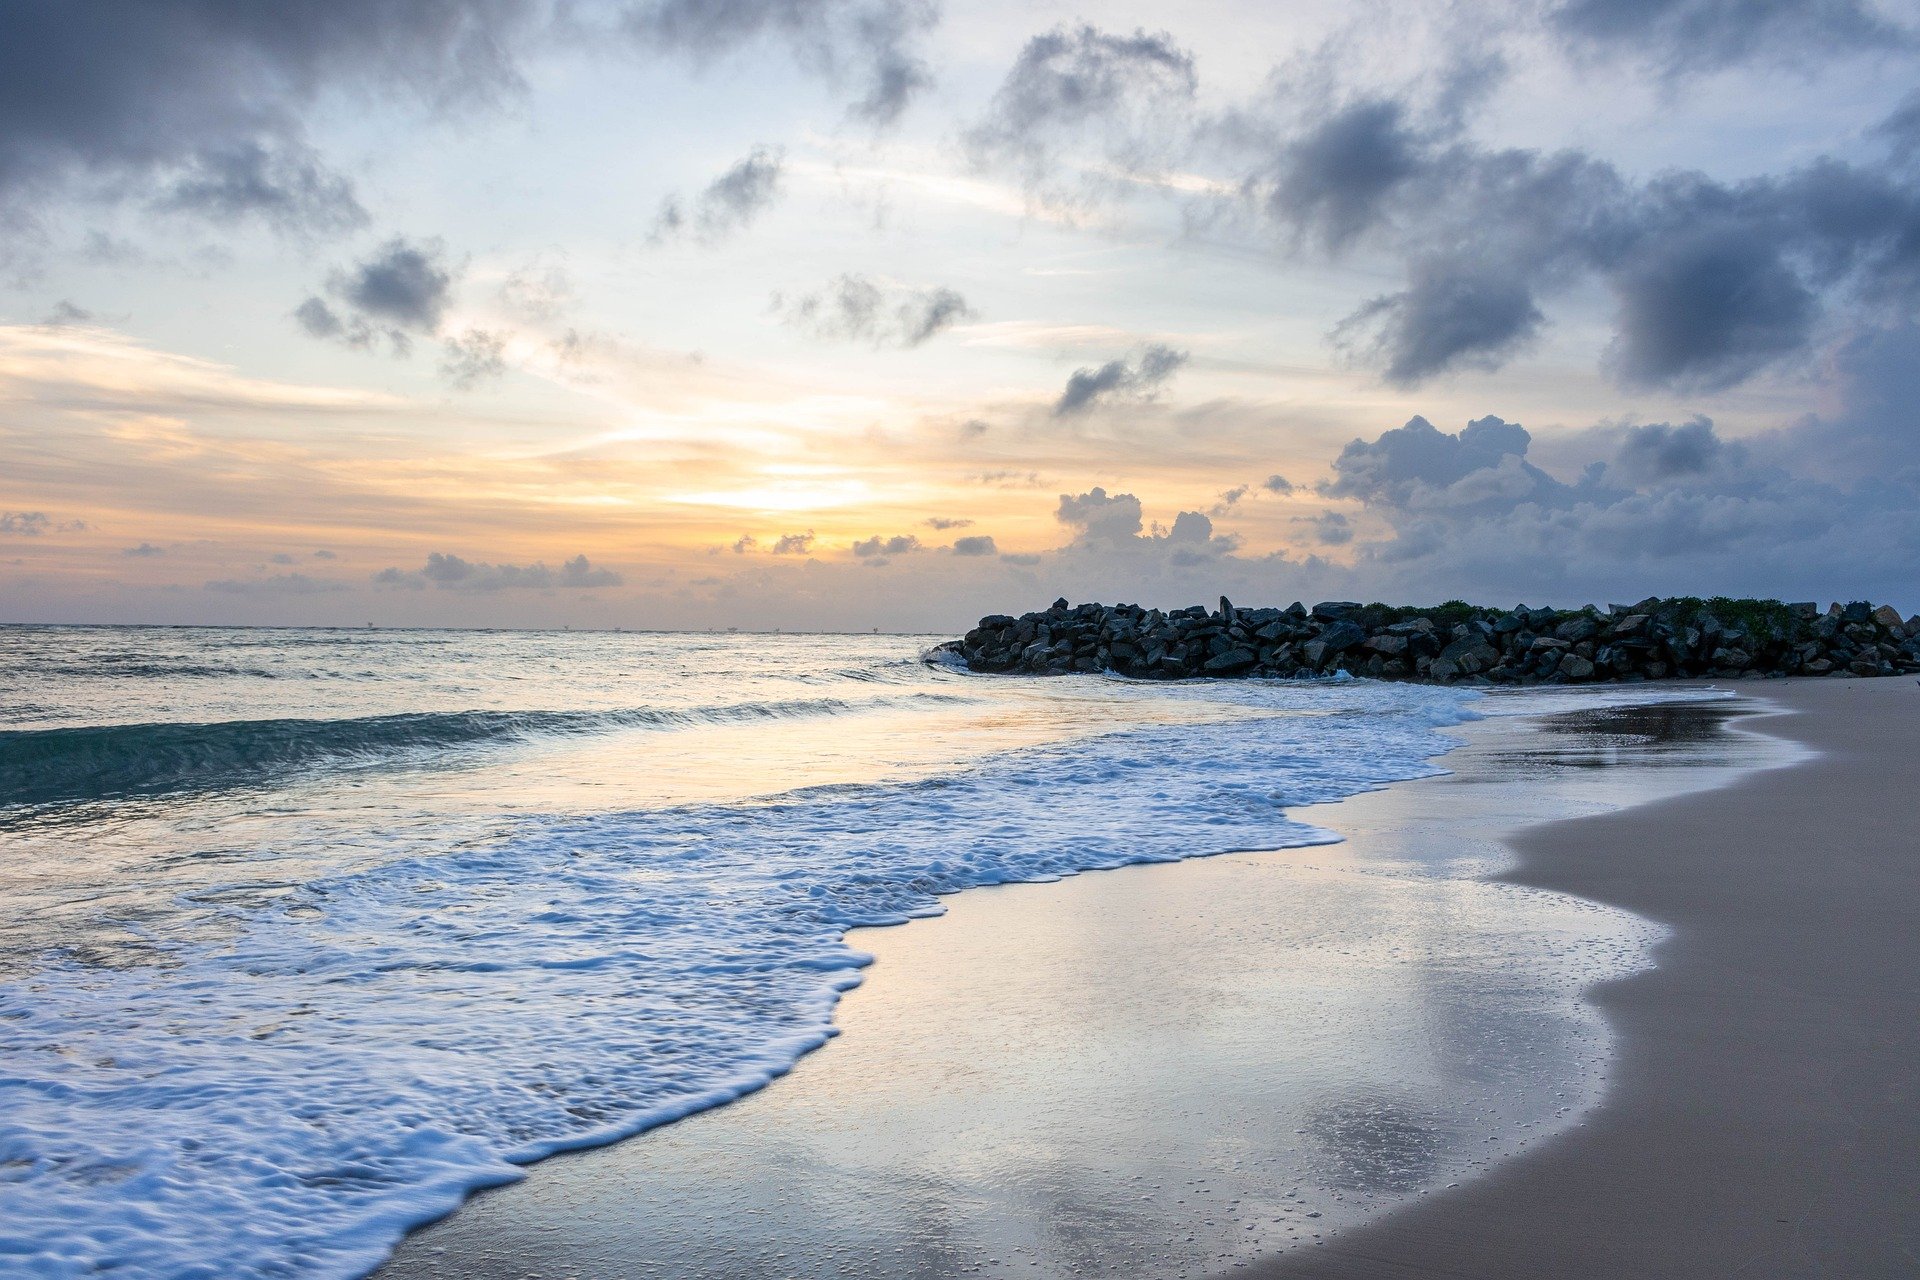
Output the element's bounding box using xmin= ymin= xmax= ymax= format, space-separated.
xmin=371 ymin=679 xmax=1892 ymax=1278
xmin=1254 ymin=675 xmax=1920 ymax=1278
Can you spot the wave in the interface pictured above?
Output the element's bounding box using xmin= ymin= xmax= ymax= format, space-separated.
xmin=0 ymin=697 xmax=936 ymax=809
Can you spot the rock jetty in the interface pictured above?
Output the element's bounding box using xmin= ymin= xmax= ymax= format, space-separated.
xmin=941 ymin=597 xmax=1920 ymax=684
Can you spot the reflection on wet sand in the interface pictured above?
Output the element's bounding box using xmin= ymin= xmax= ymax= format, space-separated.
xmin=378 ymin=696 xmax=1799 ymax=1280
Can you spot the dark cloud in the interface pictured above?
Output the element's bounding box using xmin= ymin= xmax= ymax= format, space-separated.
xmin=123 ymin=542 xmax=166 ymax=557
xmin=297 ymin=237 xmax=456 ymax=355
xmin=373 ymin=551 xmax=622 ymax=591
xmin=771 ymin=531 xmax=815 ymax=555
xmin=654 ymin=147 xmax=785 ymax=243
xmin=1611 ymin=416 xmax=1731 ymax=483
xmin=1263 ymin=473 xmax=1295 ymax=495
xmin=1208 ymin=484 xmax=1250 ymax=516
xmin=923 ymin=516 xmax=973 ymax=529
xmin=851 ymin=533 xmax=922 ymax=556
xmin=731 ymin=534 xmax=759 ymax=554
xmin=158 ymin=140 xmax=366 ymax=234
xmin=1550 ymin=0 xmax=1912 ymax=74
xmin=1053 ymin=343 xmax=1188 ymax=415
xmin=1236 ymin=89 xmax=1920 ymax=389
xmin=1297 ymin=510 xmax=1354 ymax=545
xmin=0 ymin=1 xmax=937 ymax=233
xmin=1334 ymin=259 xmax=1545 ymax=385
xmin=440 ymin=328 xmax=508 ymax=389
xmin=1323 ymin=413 xmax=1586 ymax=514
xmin=965 ymin=25 xmax=1196 ymax=196
xmin=774 ymin=273 xmax=974 ymax=347
xmin=621 ymin=0 xmax=938 ymax=125
xmin=0 ymin=1 xmax=535 ymax=233
xmin=1266 ymin=99 xmax=1425 ymax=253
xmin=950 ymin=534 xmax=998 ymax=556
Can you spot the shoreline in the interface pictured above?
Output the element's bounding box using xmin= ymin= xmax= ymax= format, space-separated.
xmin=1247 ymin=675 xmax=1920 ymax=1278
xmin=377 ymin=686 xmax=1783 ymax=1278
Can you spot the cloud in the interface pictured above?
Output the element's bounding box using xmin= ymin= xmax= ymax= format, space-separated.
xmin=1296 ymin=510 xmax=1354 ymax=545
xmin=852 ymin=533 xmax=922 ymax=556
xmin=965 ymin=24 xmax=1197 ymax=198
xmin=123 ymin=542 xmax=166 ymax=557
xmin=731 ymin=534 xmax=759 ymax=554
xmin=1610 ymin=416 xmax=1731 ymax=484
xmin=621 ymin=0 xmax=938 ymax=125
xmin=0 ymin=511 xmax=84 ymax=536
xmin=1549 ymin=0 xmax=1912 ymax=74
xmin=1208 ymin=484 xmax=1250 ymax=516
xmin=207 ymin=573 xmax=350 ymax=596
xmin=771 ymin=531 xmax=815 ymax=555
xmin=42 ymin=300 xmax=94 ymax=326
xmin=923 ymin=516 xmax=973 ymax=529
xmin=1239 ymin=87 xmax=1920 ymax=390
xmin=774 ymin=274 xmax=974 ymax=347
xmin=1053 ymin=343 xmax=1188 ymax=416
xmin=373 ymin=551 xmax=622 ymax=591
xmin=950 ymin=534 xmax=998 ymax=556
xmin=1263 ymin=474 xmax=1295 ymax=495
xmin=297 ymin=237 xmax=458 ymax=355
xmin=654 ymin=147 xmax=785 ymax=243
xmin=440 ymin=328 xmax=508 ymax=389
xmin=158 ymin=140 xmax=366 ymax=234
xmin=1055 ymin=486 xmax=1144 ymax=542
xmin=0 ymin=1 xmax=937 ymax=235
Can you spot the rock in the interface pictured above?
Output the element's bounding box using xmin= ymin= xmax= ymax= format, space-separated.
xmin=1203 ymin=648 xmax=1257 ymax=673
xmin=1364 ymin=634 xmax=1409 ymax=656
xmin=1872 ymin=604 xmax=1903 ymax=630
xmin=1554 ymin=616 xmax=1599 ymax=643
xmin=1559 ymin=654 xmax=1596 ymax=681
xmin=1319 ymin=621 xmax=1367 ymax=652
xmin=1310 ymin=601 xmax=1362 ymax=621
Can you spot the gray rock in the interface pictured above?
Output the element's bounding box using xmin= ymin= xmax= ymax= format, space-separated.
xmin=1203 ymin=648 xmax=1257 ymax=673
xmin=1559 ymin=654 xmax=1596 ymax=680
xmin=1319 ymin=621 xmax=1367 ymax=652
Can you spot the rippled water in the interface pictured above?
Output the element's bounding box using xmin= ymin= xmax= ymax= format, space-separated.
xmin=0 ymin=625 xmax=1724 ymax=1278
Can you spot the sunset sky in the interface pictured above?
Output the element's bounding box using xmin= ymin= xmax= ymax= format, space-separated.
xmin=4 ymin=0 xmax=1918 ymax=630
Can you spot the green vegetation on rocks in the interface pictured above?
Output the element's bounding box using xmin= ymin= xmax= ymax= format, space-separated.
xmin=941 ymin=596 xmax=1920 ymax=684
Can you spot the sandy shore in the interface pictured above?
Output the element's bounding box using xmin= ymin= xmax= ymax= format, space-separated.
xmin=376 ymin=684 xmax=1823 ymax=1278
xmin=1250 ymin=675 xmax=1920 ymax=1278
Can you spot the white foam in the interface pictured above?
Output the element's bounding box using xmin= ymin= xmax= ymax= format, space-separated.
xmin=0 ymin=677 xmax=1507 ymax=1277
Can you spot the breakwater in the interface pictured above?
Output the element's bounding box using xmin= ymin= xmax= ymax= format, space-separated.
xmin=940 ymin=597 xmax=1920 ymax=683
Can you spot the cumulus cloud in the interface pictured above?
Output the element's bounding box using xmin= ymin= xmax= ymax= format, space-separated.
xmin=924 ymin=516 xmax=973 ymax=529
xmin=1053 ymin=343 xmax=1188 ymax=415
xmin=297 ymin=237 xmax=458 ymax=355
xmin=852 ymin=533 xmax=922 ymax=556
xmin=950 ymin=534 xmax=997 ymax=556
xmin=1312 ymin=402 xmax=1920 ymax=604
xmin=123 ymin=542 xmax=165 ymax=557
xmin=373 ymin=551 xmax=622 ymax=591
xmin=774 ymin=274 xmax=974 ymax=347
xmin=1056 ymin=486 xmax=1145 ymax=542
xmin=1263 ymin=474 xmax=1295 ymax=495
xmin=653 ymin=147 xmax=785 ymax=243
xmin=1297 ymin=510 xmax=1354 ymax=545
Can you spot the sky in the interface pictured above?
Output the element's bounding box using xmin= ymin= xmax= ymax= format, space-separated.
xmin=3 ymin=0 xmax=1918 ymax=631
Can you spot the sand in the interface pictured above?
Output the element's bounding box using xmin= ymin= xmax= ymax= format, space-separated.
xmin=374 ymin=683 xmax=1860 ymax=1278
xmin=1249 ymin=676 xmax=1920 ymax=1278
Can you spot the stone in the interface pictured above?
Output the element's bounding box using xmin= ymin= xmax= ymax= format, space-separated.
xmin=1364 ymin=634 xmax=1409 ymax=656
xmin=1559 ymin=654 xmax=1596 ymax=681
xmin=1203 ymin=648 xmax=1257 ymax=673
xmin=1310 ymin=601 xmax=1362 ymax=621
xmin=1319 ymin=621 xmax=1367 ymax=652
xmin=1554 ymin=616 xmax=1599 ymax=643
xmin=1872 ymin=604 xmax=1903 ymax=630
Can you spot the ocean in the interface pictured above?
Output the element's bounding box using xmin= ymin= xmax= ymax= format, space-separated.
xmin=0 ymin=626 xmax=1718 ymax=1278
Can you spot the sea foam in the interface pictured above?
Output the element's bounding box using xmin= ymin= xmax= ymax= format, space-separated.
xmin=0 ymin=676 xmax=1483 ymax=1278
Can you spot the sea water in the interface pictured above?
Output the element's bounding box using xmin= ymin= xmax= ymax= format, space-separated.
xmin=0 ymin=626 xmax=1716 ymax=1278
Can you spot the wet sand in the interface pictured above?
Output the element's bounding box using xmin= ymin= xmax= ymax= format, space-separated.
xmin=377 ymin=688 xmax=1798 ymax=1279
xmin=1250 ymin=676 xmax=1920 ymax=1278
